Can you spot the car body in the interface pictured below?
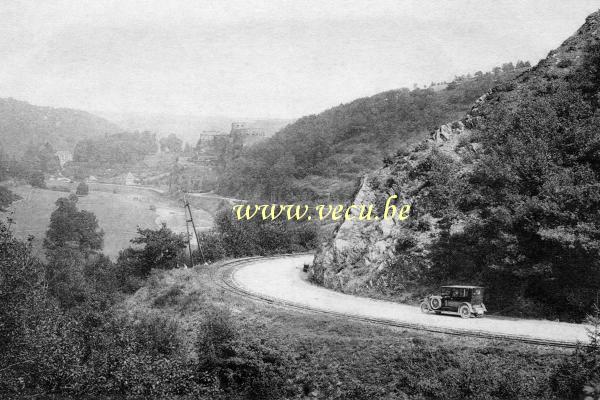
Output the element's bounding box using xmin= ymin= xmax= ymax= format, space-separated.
xmin=420 ymin=285 xmax=486 ymax=318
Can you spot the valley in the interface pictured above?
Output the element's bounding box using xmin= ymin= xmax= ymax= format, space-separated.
xmin=4 ymin=183 xmax=213 ymax=259
xmin=1 ymin=3 xmax=600 ymax=398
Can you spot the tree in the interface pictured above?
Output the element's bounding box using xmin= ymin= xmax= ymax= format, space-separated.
xmin=0 ymin=186 xmax=20 ymax=211
xmin=28 ymin=170 xmax=46 ymax=188
xmin=0 ymin=221 xmax=54 ymax=377
xmin=38 ymin=142 xmax=60 ymax=173
xmin=45 ymin=246 xmax=89 ymax=308
xmin=44 ymin=197 xmax=104 ymax=254
xmin=21 ymin=142 xmax=60 ymax=174
xmin=159 ymin=134 xmax=183 ymax=153
xmin=73 ymin=131 xmax=157 ymax=165
xmin=426 ymin=76 xmax=600 ymax=320
xmin=117 ymin=224 xmax=186 ymax=277
xmin=0 ymin=148 xmax=9 ymax=181
xmin=76 ymin=181 xmax=89 ymax=196
xmin=501 ymin=62 xmax=515 ymax=73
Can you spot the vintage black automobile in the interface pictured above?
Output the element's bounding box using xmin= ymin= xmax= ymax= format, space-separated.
xmin=420 ymin=285 xmax=486 ymax=318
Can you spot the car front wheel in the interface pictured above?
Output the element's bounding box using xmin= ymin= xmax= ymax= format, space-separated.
xmin=459 ymin=304 xmax=471 ymax=319
xmin=420 ymin=302 xmax=430 ymax=314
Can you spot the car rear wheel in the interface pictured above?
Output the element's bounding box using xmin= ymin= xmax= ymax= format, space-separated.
xmin=420 ymin=302 xmax=430 ymax=313
xmin=459 ymin=304 xmax=471 ymax=319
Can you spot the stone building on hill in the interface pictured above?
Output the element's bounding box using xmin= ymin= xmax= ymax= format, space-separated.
xmin=55 ymin=150 xmax=73 ymax=168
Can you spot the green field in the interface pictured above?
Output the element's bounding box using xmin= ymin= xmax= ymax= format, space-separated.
xmin=2 ymin=184 xmax=213 ymax=259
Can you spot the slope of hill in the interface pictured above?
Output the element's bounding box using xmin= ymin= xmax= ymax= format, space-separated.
xmin=0 ymin=98 xmax=120 ymax=155
xmin=96 ymin=111 xmax=293 ymax=146
xmin=311 ymin=10 xmax=600 ymax=322
xmin=216 ymin=63 xmax=530 ymax=202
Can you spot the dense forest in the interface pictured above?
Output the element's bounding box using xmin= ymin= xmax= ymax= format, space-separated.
xmin=0 ymin=142 xmax=61 ymax=188
xmin=73 ymin=131 xmax=158 ymax=165
xmin=216 ymin=62 xmax=530 ymax=203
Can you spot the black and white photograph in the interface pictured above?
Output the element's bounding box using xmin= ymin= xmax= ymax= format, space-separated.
xmin=2 ymin=1 xmax=600 ymax=398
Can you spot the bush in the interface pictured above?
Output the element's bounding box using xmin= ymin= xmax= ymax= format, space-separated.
xmin=0 ymin=186 xmax=20 ymax=211
xmin=192 ymin=209 xmax=317 ymax=263
xmin=196 ymin=306 xmax=290 ymax=399
xmin=197 ymin=306 xmax=238 ymax=367
xmin=129 ymin=313 xmax=182 ymax=356
xmin=153 ymin=285 xmax=184 ymax=307
xmin=215 ymin=337 xmax=290 ymax=399
xmin=76 ymin=181 xmax=89 ymax=195
xmin=557 ymin=59 xmax=572 ymax=68
xmin=194 ymin=231 xmax=227 ymax=263
xmin=550 ymin=306 xmax=600 ymax=398
xmin=28 ymin=170 xmax=46 ymax=188
xmin=116 ymin=224 xmax=187 ymax=277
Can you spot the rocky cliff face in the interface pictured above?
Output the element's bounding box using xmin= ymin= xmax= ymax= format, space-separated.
xmin=310 ymin=119 xmax=474 ymax=299
xmin=310 ymin=10 xmax=600 ymax=305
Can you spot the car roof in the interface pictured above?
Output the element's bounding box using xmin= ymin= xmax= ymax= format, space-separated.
xmin=441 ymin=285 xmax=484 ymax=289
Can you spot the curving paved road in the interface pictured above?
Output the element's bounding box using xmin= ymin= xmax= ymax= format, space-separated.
xmin=229 ymin=254 xmax=590 ymax=346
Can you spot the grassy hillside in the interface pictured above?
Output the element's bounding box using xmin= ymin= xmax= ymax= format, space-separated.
xmin=0 ymin=97 xmax=120 ymax=155
xmin=124 ymin=261 xmax=573 ymax=400
xmin=216 ymin=63 xmax=530 ymax=202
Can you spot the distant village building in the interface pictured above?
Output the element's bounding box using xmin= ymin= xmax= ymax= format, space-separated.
xmin=191 ymin=122 xmax=266 ymax=165
xmin=229 ymin=122 xmax=265 ymax=145
xmin=125 ymin=172 xmax=137 ymax=185
xmin=55 ymin=150 xmax=73 ymax=167
xmin=195 ymin=130 xmax=230 ymax=154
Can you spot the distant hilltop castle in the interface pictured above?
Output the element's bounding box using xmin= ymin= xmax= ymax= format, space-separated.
xmin=192 ymin=122 xmax=266 ymax=164
xmin=196 ymin=123 xmax=266 ymax=145
xmin=229 ymin=122 xmax=265 ymax=139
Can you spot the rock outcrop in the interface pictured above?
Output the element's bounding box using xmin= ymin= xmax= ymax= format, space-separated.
xmin=310 ymin=118 xmax=474 ymax=297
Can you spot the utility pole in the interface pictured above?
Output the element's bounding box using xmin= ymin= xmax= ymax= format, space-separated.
xmin=183 ymin=194 xmax=206 ymax=265
xmin=184 ymin=208 xmax=194 ymax=267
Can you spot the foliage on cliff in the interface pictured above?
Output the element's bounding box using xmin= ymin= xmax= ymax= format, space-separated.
xmin=313 ymin=11 xmax=600 ymax=321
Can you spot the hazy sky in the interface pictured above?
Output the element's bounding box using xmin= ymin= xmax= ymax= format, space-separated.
xmin=1 ymin=1 xmax=599 ymax=118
